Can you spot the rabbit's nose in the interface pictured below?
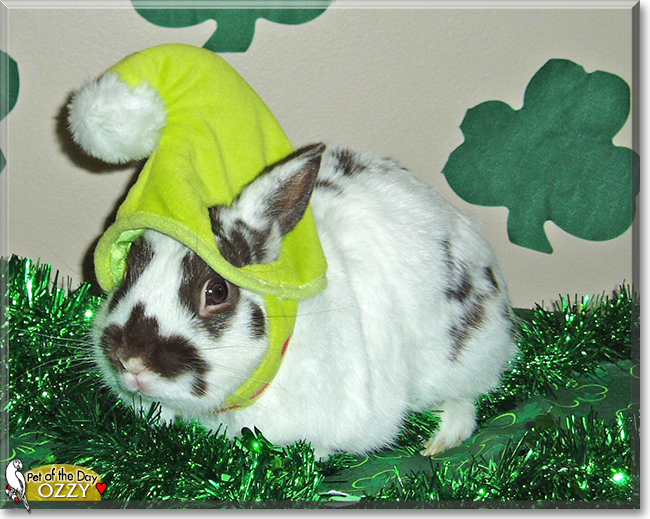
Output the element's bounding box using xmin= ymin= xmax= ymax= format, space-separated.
xmin=118 ymin=355 xmax=146 ymax=375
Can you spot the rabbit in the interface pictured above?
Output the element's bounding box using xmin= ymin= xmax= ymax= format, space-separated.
xmin=91 ymin=142 xmax=519 ymax=459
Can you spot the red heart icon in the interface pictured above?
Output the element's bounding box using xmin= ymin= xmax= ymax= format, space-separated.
xmin=96 ymin=483 xmax=107 ymax=495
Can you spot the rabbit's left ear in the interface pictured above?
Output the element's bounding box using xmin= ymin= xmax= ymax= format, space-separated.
xmin=231 ymin=142 xmax=326 ymax=236
xmin=209 ymin=143 xmax=326 ymax=266
xmin=258 ymin=143 xmax=326 ymax=235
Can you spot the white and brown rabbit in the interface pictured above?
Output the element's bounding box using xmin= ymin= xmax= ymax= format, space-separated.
xmin=91 ymin=143 xmax=519 ymax=459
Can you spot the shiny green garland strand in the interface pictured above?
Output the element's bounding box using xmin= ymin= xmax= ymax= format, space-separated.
xmin=477 ymin=285 xmax=637 ymax=423
xmin=0 ymin=256 xmax=639 ymax=505
xmin=370 ymin=410 xmax=638 ymax=504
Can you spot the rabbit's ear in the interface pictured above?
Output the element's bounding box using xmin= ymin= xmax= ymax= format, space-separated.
xmin=209 ymin=144 xmax=326 ymax=266
xmin=256 ymin=143 xmax=326 ymax=235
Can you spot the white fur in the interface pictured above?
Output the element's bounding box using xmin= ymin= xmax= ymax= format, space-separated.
xmin=67 ymin=73 xmax=167 ymax=163
xmin=92 ymin=144 xmax=518 ymax=458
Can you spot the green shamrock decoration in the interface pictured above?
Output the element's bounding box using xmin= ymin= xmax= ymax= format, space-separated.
xmin=0 ymin=50 xmax=19 ymax=173
xmin=133 ymin=0 xmax=331 ymax=52
xmin=443 ymin=59 xmax=639 ymax=253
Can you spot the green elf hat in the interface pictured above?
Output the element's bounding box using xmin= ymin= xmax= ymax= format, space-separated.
xmin=68 ymin=44 xmax=328 ymax=411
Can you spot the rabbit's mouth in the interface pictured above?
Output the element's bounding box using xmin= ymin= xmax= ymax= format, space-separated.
xmin=114 ymin=368 xmax=213 ymax=412
xmin=121 ymin=365 xmax=155 ymax=395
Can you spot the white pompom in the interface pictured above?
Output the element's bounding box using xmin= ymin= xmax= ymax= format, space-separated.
xmin=67 ymin=73 xmax=167 ymax=164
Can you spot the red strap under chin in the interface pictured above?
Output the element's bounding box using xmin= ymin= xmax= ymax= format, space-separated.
xmin=212 ymin=335 xmax=291 ymax=414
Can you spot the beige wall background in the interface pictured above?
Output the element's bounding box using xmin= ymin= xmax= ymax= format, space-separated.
xmin=1 ymin=1 xmax=638 ymax=309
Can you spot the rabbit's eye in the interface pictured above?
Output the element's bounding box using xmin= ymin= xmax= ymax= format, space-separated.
xmin=203 ymin=278 xmax=229 ymax=308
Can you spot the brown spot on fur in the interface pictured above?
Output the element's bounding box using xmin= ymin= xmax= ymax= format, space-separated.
xmin=101 ymin=304 xmax=208 ymax=379
xmin=485 ymin=267 xmax=499 ymax=292
xmin=464 ymin=301 xmax=486 ymax=329
xmin=315 ymin=178 xmax=344 ymax=195
xmin=109 ymin=236 xmax=153 ymax=312
xmin=440 ymin=241 xmax=506 ymax=361
xmin=219 ymin=228 xmax=254 ymax=267
xmin=250 ymin=302 xmax=266 ymax=338
xmin=446 ymin=269 xmax=473 ymax=303
xmin=234 ymin=219 xmax=270 ymax=264
xmin=208 ymin=207 xmax=255 ymax=268
xmin=101 ymin=324 xmax=124 ymax=372
xmin=209 ymin=208 xmax=272 ymax=266
xmin=192 ymin=377 xmax=208 ymax=397
xmin=449 ymin=298 xmax=487 ymax=362
xmin=441 ymin=238 xmax=463 ymax=289
xmin=335 ymin=148 xmax=364 ymax=176
xmin=208 ymin=205 xmax=225 ymax=229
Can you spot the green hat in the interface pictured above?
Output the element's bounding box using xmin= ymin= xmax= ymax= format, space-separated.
xmin=69 ymin=43 xmax=328 ymax=411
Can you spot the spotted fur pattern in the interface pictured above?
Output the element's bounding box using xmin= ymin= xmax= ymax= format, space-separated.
xmin=91 ymin=230 xmax=269 ymax=420
xmin=91 ymin=142 xmax=518 ymax=458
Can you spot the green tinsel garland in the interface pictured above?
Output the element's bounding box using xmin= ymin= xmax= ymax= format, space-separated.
xmin=369 ymin=410 xmax=638 ymax=504
xmin=0 ymin=256 xmax=639 ymax=507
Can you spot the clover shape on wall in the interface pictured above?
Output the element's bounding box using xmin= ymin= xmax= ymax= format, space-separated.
xmin=443 ymin=59 xmax=639 ymax=254
xmin=133 ymin=0 xmax=331 ymax=53
xmin=1 ymin=50 xmax=19 ymax=173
